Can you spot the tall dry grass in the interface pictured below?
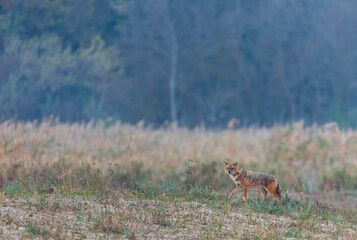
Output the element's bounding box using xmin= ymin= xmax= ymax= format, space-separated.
xmin=0 ymin=120 xmax=356 ymax=193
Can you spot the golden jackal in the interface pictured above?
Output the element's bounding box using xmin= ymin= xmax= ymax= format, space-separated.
xmin=224 ymin=161 xmax=281 ymax=201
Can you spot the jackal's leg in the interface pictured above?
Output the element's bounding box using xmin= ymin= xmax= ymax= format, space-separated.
xmin=272 ymin=191 xmax=281 ymax=200
xmin=242 ymin=186 xmax=248 ymax=201
xmin=228 ymin=185 xmax=240 ymax=200
xmin=261 ymin=187 xmax=268 ymax=200
xmin=267 ymin=180 xmax=282 ymax=200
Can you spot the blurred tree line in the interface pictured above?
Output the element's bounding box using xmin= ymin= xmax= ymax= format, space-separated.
xmin=0 ymin=0 xmax=357 ymax=127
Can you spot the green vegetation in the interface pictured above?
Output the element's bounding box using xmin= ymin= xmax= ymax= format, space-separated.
xmin=0 ymin=121 xmax=356 ymax=238
xmin=24 ymin=222 xmax=51 ymax=239
xmin=1 ymin=180 xmax=356 ymax=239
xmin=1 ymin=120 xmax=355 ymax=192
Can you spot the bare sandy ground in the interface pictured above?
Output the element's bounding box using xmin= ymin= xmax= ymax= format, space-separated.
xmin=0 ymin=193 xmax=356 ymax=239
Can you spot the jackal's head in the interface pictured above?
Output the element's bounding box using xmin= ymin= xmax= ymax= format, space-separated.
xmin=224 ymin=161 xmax=239 ymax=175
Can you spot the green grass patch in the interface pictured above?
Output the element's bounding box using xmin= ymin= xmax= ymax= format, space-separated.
xmin=246 ymin=194 xmax=314 ymax=219
xmin=24 ymin=221 xmax=51 ymax=239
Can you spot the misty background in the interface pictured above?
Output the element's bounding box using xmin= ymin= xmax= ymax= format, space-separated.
xmin=0 ymin=0 xmax=356 ymax=128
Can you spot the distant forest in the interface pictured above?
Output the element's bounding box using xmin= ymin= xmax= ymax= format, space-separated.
xmin=1 ymin=0 xmax=357 ymax=127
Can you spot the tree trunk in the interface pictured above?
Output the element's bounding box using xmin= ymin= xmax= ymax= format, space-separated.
xmin=168 ymin=19 xmax=178 ymax=127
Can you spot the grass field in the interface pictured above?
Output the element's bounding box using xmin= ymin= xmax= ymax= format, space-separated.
xmin=0 ymin=120 xmax=356 ymax=239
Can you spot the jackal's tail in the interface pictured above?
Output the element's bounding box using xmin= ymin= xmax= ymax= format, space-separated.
xmin=276 ymin=182 xmax=281 ymax=197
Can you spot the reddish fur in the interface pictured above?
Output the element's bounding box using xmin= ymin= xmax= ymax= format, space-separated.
xmin=225 ymin=161 xmax=281 ymax=201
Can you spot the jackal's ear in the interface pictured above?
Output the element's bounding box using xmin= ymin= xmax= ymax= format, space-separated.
xmin=233 ymin=162 xmax=238 ymax=166
xmin=224 ymin=161 xmax=228 ymax=165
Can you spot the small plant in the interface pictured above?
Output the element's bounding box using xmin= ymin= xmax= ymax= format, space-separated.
xmin=246 ymin=193 xmax=314 ymax=219
xmin=152 ymin=204 xmax=171 ymax=227
xmin=23 ymin=197 xmax=47 ymax=210
xmin=135 ymin=182 xmax=159 ymax=198
xmin=2 ymin=183 xmax=21 ymax=195
xmin=24 ymin=222 xmax=50 ymax=238
xmin=247 ymin=198 xmax=283 ymax=215
xmin=285 ymin=227 xmax=301 ymax=238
